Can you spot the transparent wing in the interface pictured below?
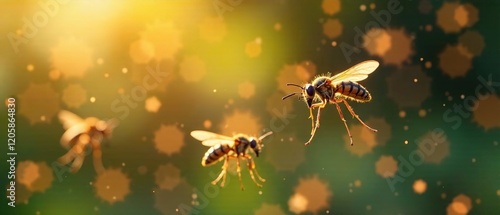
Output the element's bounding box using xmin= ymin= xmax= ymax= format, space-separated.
xmin=60 ymin=123 xmax=89 ymax=148
xmin=59 ymin=110 xmax=84 ymax=130
xmin=190 ymin=130 xmax=235 ymax=147
xmin=330 ymin=60 xmax=379 ymax=83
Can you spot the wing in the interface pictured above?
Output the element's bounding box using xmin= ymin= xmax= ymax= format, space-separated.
xmin=330 ymin=60 xmax=379 ymax=83
xmin=59 ymin=110 xmax=84 ymax=130
xmin=190 ymin=130 xmax=235 ymax=147
xmin=60 ymin=122 xmax=90 ymax=148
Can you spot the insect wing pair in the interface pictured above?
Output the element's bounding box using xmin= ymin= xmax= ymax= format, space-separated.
xmin=191 ymin=130 xmax=272 ymax=190
xmin=283 ymin=60 xmax=380 ymax=146
xmin=57 ymin=110 xmax=118 ymax=174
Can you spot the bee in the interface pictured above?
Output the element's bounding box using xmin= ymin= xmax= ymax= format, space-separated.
xmin=282 ymin=60 xmax=379 ymax=146
xmin=57 ymin=110 xmax=118 ymax=174
xmin=190 ymin=130 xmax=273 ymax=190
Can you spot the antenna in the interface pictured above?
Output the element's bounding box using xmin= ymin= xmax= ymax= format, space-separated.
xmin=258 ymin=131 xmax=273 ymax=141
xmin=282 ymin=92 xmax=299 ymax=100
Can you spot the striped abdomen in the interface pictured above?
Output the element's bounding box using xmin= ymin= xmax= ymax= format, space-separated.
xmin=335 ymin=81 xmax=371 ymax=102
xmin=202 ymin=144 xmax=232 ymax=166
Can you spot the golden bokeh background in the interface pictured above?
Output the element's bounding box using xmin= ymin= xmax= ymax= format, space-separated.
xmin=1 ymin=0 xmax=499 ymax=214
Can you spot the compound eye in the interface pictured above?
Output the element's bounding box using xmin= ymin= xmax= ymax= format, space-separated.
xmin=250 ymin=140 xmax=257 ymax=148
xmin=305 ymin=85 xmax=315 ymax=96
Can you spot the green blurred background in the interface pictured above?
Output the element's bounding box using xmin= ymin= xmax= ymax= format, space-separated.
xmin=1 ymin=0 xmax=499 ymax=214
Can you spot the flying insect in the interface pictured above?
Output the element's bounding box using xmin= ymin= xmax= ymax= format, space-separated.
xmin=190 ymin=130 xmax=273 ymax=190
xmin=57 ymin=110 xmax=118 ymax=174
xmin=282 ymin=60 xmax=379 ymax=146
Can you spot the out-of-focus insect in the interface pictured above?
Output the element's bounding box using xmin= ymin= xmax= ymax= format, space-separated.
xmin=57 ymin=110 xmax=118 ymax=174
xmin=282 ymin=60 xmax=379 ymax=146
xmin=190 ymin=130 xmax=273 ymax=190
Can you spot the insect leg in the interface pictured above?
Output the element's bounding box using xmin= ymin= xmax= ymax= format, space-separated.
xmin=334 ymin=102 xmax=354 ymax=146
xmin=212 ymin=156 xmax=229 ymax=187
xmin=91 ymin=139 xmax=105 ymax=175
xmin=57 ymin=149 xmax=77 ymax=166
xmin=235 ymin=156 xmax=244 ymax=190
xmin=308 ymin=108 xmax=314 ymax=134
xmin=342 ymin=99 xmax=377 ymax=132
xmin=70 ymin=154 xmax=85 ymax=173
xmin=245 ymin=155 xmax=265 ymax=186
xmin=305 ymin=105 xmax=323 ymax=146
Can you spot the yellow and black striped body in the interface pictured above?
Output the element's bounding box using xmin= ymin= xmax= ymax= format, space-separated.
xmin=334 ymin=81 xmax=371 ymax=102
xmin=202 ymin=143 xmax=232 ymax=166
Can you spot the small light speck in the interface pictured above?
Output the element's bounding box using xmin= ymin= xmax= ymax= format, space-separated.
xmin=369 ymin=3 xmax=376 ymax=9
xmin=176 ymin=208 xmax=179 ymax=212
xmin=399 ymin=110 xmax=406 ymax=118
xmin=494 ymin=141 xmax=498 ymax=146
xmin=420 ymin=57 xmax=423 ymax=61
xmin=425 ymin=61 xmax=432 ymax=69
xmin=122 ymin=162 xmax=126 ymax=166
xmin=472 ymin=158 xmax=476 ymax=163
xmin=404 ymin=125 xmax=409 ymax=131
xmin=476 ymin=198 xmax=481 ymax=204
xmin=326 ymin=210 xmax=330 ymax=214
xmin=443 ymin=103 xmax=446 ymax=107
xmin=497 ymin=189 xmax=500 ymax=196
xmin=90 ymin=97 xmax=96 ymax=103
xmin=104 ymin=73 xmax=109 ymax=78
xmin=418 ymin=109 xmax=427 ymax=117
xmin=258 ymin=191 xmax=263 ymax=195
xmin=404 ymin=140 xmax=408 ymax=144
xmin=349 ymin=188 xmax=353 ymax=193
xmin=360 ymin=4 xmax=366 ymax=11
xmin=331 ymin=41 xmax=337 ymax=47
xmin=394 ymin=192 xmax=399 ymax=196
xmin=89 ymin=182 xmax=93 ymax=185
xmin=441 ymin=193 xmax=446 ymax=199
xmin=40 ymin=115 xmax=46 ymax=121
xmin=192 ymin=193 xmax=197 ymax=199
xmin=122 ymin=68 xmax=128 ymax=74
xmin=413 ymin=78 xmax=418 ymax=83
xmin=460 ymin=94 xmax=465 ymax=99
xmin=27 ymin=64 xmax=35 ymax=72
xmin=255 ymin=37 xmax=262 ymax=44
xmin=106 ymin=185 xmax=110 ymax=189
xmin=213 ymin=89 xmax=217 ymax=93
xmin=97 ymin=58 xmax=104 ymax=65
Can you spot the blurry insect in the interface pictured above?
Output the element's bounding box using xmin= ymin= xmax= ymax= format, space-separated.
xmin=190 ymin=130 xmax=273 ymax=190
xmin=57 ymin=110 xmax=118 ymax=174
xmin=282 ymin=60 xmax=379 ymax=146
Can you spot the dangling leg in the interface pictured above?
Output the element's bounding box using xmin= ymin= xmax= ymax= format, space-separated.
xmin=334 ymin=102 xmax=354 ymax=146
xmin=245 ymin=155 xmax=265 ymax=187
xmin=91 ymin=140 xmax=105 ymax=175
xmin=305 ymin=104 xmax=324 ymax=146
xmin=235 ymin=156 xmax=244 ymax=190
xmin=308 ymin=108 xmax=315 ymax=135
xmin=342 ymin=99 xmax=378 ymax=132
xmin=59 ymin=140 xmax=87 ymax=172
xmin=70 ymin=154 xmax=85 ymax=173
xmin=308 ymin=101 xmax=327 ymax=134
xmin=211 ymin=156 xmax=229 ymax=187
